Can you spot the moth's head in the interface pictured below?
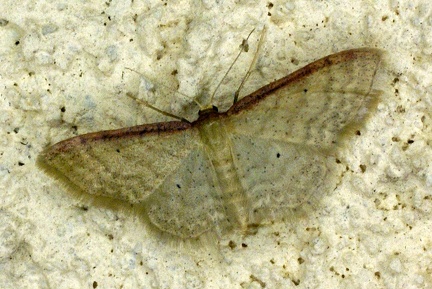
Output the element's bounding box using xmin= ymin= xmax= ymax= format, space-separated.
xmin=197 ymin=105 xmax=220 ymax=121
xmin=198 ymin=105 xmax=218 ymax=116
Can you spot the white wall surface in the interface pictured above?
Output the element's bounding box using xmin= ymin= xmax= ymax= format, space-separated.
xmin=1 ymin=0 xmax=431 ymax=288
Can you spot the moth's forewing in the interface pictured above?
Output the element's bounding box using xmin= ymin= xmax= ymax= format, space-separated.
xmin=219 ymin=48 xmax=382 ymax=223
xmin=38 ymin=121 xmax=195 ymax=203
xmin=226 ymin=48 xmax=382 ymax=150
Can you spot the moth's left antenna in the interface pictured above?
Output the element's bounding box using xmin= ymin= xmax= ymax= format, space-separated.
xmin=124 ymin=67 xmax=200 ymax=122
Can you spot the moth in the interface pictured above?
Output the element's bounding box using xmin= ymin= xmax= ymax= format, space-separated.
xmin=38 ymin=48 xmax=382 ymax=239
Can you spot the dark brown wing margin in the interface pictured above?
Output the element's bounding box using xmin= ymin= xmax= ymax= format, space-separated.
xmin=43 ymin=121 xmax=192 ymax=154
xmin=227 ymin=48 xmax=382 ymax=116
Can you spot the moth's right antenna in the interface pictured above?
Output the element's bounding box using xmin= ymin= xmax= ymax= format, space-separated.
xmin=234 ymin=26 xmax=266 ymax=103
xmin=209 ymin=28 xmax=256 ymax=105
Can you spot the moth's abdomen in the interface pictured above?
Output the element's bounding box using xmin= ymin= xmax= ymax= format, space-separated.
xmin=198 ymin=119 xmax=249 ymax=233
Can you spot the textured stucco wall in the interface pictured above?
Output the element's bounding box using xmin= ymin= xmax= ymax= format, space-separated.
xmin=1 ymin=1 xmax=431 ymax=288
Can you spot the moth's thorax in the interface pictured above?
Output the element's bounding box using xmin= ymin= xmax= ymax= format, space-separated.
xmin=197 ymin=118 xmax=250 ymax=233
xmin=197 ymin=117 xmax=227 ymax=151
